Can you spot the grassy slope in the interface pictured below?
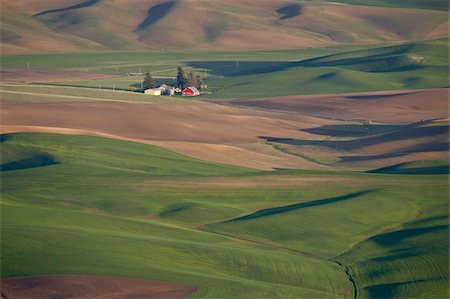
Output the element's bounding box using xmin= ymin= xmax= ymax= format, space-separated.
xmin=203 ymin=39 xmax=449 ymax=98
xmin=1 ymin=133 xmax=448 ymax=298
xmin=0 ymin=45 xmax=361 ymax=92
xmin=206 ymin=175 xmax=449 ymax=298
xmin=0 ymin=133 xmax=351 ymax=298
xmin=0 ymin=45 xmax=365 ymax=71
xmin=2 ymin=39 xmax=447 ymax=99
xmin=337 ymin=174 xmax=449 ymax=298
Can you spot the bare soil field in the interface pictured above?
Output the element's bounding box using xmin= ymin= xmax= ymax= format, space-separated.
xmin=216 ymin=89 xmax=449 ymax=123
xmin=1 ymin=88 xmax=448 ymax=170
xmin=0 ymin=100 xmax=320 ymax=143
xmin=0 ymin=100 xmax=330 ymax=169
xmin=0 ymin=68 xmax=116 ymax=83
xmin=427 ymin=20 xmax=450 ymax=38
xmin=0 ymin=0 xmax=79 ymax=14
xmin=0 ymin=275 xmax=196 ymax=299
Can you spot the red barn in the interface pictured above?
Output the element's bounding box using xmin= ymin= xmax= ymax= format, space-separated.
xmin=182 ymin=86 xmax=200 ymax=96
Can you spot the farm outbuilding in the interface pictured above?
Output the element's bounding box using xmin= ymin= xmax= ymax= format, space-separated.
xmin=182 ymin=87 xmax=200 ymax=96
xmin=159 ymin=84 xmax=175 ymax=96
xmin=144 ymin=88 xmax=161 ymax=96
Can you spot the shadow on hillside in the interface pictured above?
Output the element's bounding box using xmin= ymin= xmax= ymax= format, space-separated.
xmin=136 ymin=1 xmax=177 ymax=31
xmin=369 ymin=248 xmax=418 ymax=262
xmin=346 ymin=92 xmax=413 ymax=100
xmin=370 ymin=225 xmax=448 ymax=247
xmin=277 ymin=4 xmax=302 ymax=20
xmin=187 ymin=43 xmax=423 ymax=77
xmin=294 ymin=44 xmax=424 ymax=73
xmin=0 ymin=155 xmax=59 ymax=171
xmin=187 ymin=60 xmax=292 ymax=77
xmin=260 ymin=124 xmax=449 ymax=151
xmin=361 ymin=220 xmax=448 ymax=297
xmin=228 ymin=190 xmax=372 ymax=222
xmin=368 ymin=162 xmax=450 ymax=174
xmin=365 ymin=279 xmax=436 ymax=299
xmin=33 ymin=0 xmax=100 ymax=16
xmin=303 ymin=124 xmax=403 ymax=137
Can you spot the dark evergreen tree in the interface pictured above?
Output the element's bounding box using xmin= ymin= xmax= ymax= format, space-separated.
xmin=143 ymin=72 xmax=154 ymax=90
xmin=176 ymin=66 xmax=187 ymax=89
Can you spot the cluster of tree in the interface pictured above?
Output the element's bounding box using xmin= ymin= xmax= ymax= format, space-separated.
xmin=188 ymin=71 xmax=203 ymax=89
xmin=142 ymin=66 xmax=204 ymax=91
xmin=177 ymin=66 xmax=203 ymax=89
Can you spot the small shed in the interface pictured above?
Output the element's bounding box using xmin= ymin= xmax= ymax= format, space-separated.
xmin=144 ymin=88 xmax=161 ymax=96
xmin=182 ymin=86 xmax=200 ymax=97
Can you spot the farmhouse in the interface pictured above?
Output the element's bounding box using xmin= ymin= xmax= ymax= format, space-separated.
xmin=144 ymin=88 xmax=161 ymax=96
xmin=159 ymin=84 xmax=175 ymax=96
xmin=182 ymin=86 xmax=200 ymax=96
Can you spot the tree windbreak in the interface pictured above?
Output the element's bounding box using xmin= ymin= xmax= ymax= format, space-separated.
xmin=188 ymin=71 xmax=202 ymax=89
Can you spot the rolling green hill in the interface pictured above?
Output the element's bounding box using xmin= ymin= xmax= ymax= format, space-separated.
xmin=4 ymin=38 xmax=443 ymax=99
xmin=201 ymin=38 xmax=449 ymax=98
xmin=1 ymin=1 xmax=449 ymax=297
xmin=1 ymin=133 xmax=448 ymax=298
